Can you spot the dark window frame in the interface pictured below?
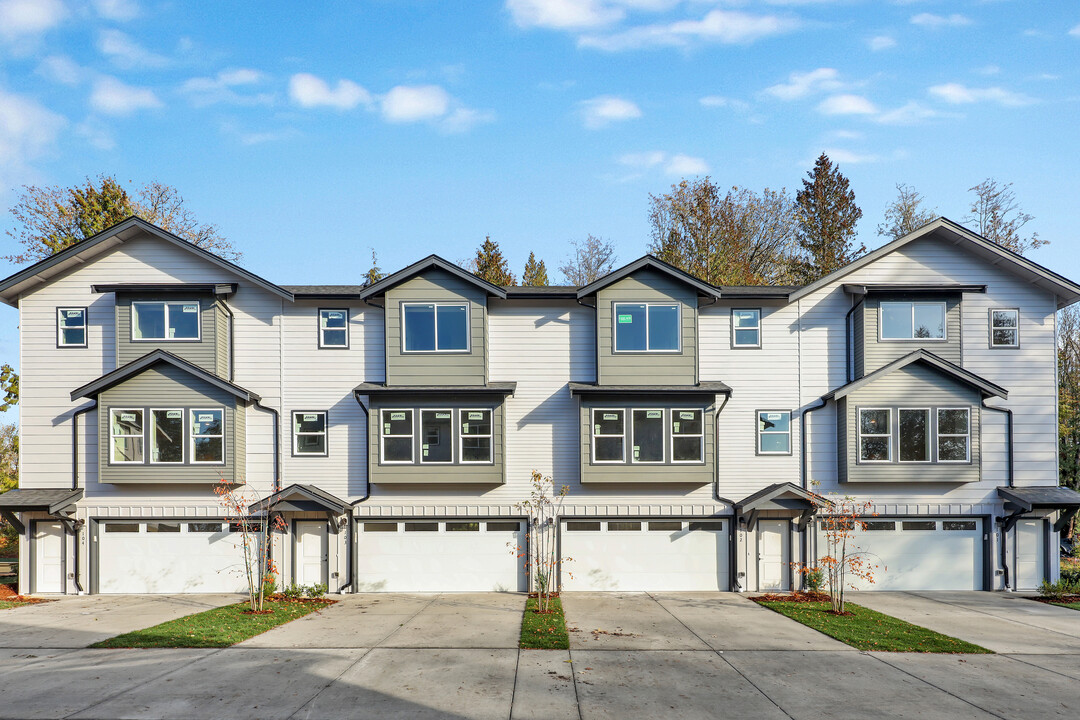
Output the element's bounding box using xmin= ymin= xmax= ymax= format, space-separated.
xmin=731 ymin=308 xmax=762 ymax=349
xmin=611 ymin=301 xmax=682 ymax=354
xmin=291 ymin=410 xmax=329 ymax=457
xmin=756 ymin=409 xmax=792 ymax=456
xmin=400 ymin=301 xmax=471 ymax=354
xmin=318 ymin=308 xmax=350 ymax=349
xmin=130 ymin=300 xmax=203 ymax=342
xmin=988 ymin=307 xmax=1020 ymax=349
xmin=56 ymin=306 xmax=88 ymax=348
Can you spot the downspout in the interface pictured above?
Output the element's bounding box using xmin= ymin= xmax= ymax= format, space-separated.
xmin=984 ymin=399 xmax=1015 ymax=589
xmin=347 ymin=390 xmax=373 ymax=593
xmin=712 ymin=394 xmax=741 ymax=590
xmin=220 ymin=297 xmax=235 ymax=383
xmin=576 ymin=298 xmax=598 ymax=384
xmin=844 ymin=292 xmax=866 ymax=384
xmin=70 ymin=401 xmax=95 ymax=594
xmin=253 ymin=400 xmax=280 ymax=492
xmin=799 ymin=397 xmax=829 ymax=588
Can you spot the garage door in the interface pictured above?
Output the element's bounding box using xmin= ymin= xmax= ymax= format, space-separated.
xmin=97 ymin=520 xmax=252 ymax=594
xmin=356 ymin=519 xmax=526 ymax=592
xmin=561 ymin=519 xmax=729 ymax=591
xmin=816 ymin=517 xmax=983 ymax=591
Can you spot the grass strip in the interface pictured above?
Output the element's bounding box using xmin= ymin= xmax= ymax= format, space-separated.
xmin=757 ymin=600 xmax=991 ymax=653
xmin=1050 ymin=602 xmax=1080 ymax=611
xmin=91 ymin=599 xmax=333 ymax=648
xmin=520 ymin=596 xmax=569 ymax=650
xmin=0 ymin=599 xmax=34 ymax=610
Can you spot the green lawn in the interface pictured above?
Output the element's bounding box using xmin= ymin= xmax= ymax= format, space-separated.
xmin=1050 ymin=602 xmax=1080 ymax=611
xmin=520 ymin=596 xmax=569 ymax=650
xmin=757 ymin=600 xmax=991 ymax=653
xmin=0 ymin=599 xmax=33 ymax=610
xmin=91 ymin=599 xmax=333 ymax=648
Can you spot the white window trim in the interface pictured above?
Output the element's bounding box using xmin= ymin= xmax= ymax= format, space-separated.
xmin=630 ymin=408 xmax=667 ymax=464
xmin=110 ymin=408 xmax=145 ymax=464
xmin=936 ymin=407 xmax=971 ymax=463
xmin=420 ymin=408 xmax=455 ymax=464
xmin=379 ymin=409 xmax=414 ymax=464
xmin=989 ymin=308 xmax=1020 ymax=348
xmin=897 ymin=407 xmax=931 ymax=464
xmin=670 ymin=408 xmax=704 ymax=464
xmin=190 ymin=408 xmax=226 ymax=465
xmin=879 ymin=301 xmax=947 ymax=341
xmin=756 ymin=410 xmax=792 ymax=455
xmin=318 ymin=308 xmax=350 ymax=349
xmin=858 ymin=407 xmax=892 ymax=463
xmin=292 ymin=410 xmax=328 ymax=457
xmin=458 ymin=408 xmax=494 ymax=465
xmin=591 ymin=408 xmax=626 ymax=464
xmin=612 ymin=302 xmax=681 ymax=353
xmin=56 ymin=307 xmax=87 ymax=348
xmin=149 ymin=407 xmax=185 ymax=465
xmin=131 ymin=301 xmax=202 ymax=342
xmin=732 ymin=308 xmax=762 ymax=349
xmin=401 ymin=302 xmax=471 ymax=353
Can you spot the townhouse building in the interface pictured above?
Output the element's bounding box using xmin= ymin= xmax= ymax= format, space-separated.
xmin=1 ymin=216 xmax=1078 ymax=595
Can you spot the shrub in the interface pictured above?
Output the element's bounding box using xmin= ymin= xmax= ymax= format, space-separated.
xmin=801 ymin=566 xmax=824 ymax=593
xmin=305 ymin=583 xmax=328 ymax=599
xmin=262 ymin=573 xmax=277 ymax=598
xmin=1039 ymin=578 xmax=1080 ymax=600
xmin=1061 ymin=562 xmax=1080 ymax=586
xmin=281 ymin=583 xmax=305 ymax=600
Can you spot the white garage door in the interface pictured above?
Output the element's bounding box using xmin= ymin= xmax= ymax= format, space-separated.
xmin=817 ymin=518 xmax=983 ymax=591
xmin=98 ymin=521 xmax=253 ymax=594
xmin=356 ymin=519 xmax=526 ymax=592
xmin=561 ymin=519 xmax=729 ymax=591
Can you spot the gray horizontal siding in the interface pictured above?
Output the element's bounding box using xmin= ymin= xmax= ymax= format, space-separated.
xmin=860 ymin=293 xmax=961 ymax=375
xmin=116 ymin=293 xmax=223 ymax=376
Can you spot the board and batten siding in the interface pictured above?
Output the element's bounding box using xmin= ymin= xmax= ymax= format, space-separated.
xmin=596 ymin=270 xmax=697 ymax=386
xmin=856 ymin=293 xmax=962 ymax=377
xmin=115 ymin=293 xmax=225 ymax=375
xmin=384 ymin=270 xmax=487 ymax=386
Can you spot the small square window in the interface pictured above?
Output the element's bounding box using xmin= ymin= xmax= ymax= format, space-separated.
xmin=57 ymin=308 xmax=87 ymax=347
xmin=319 ymin=309 xmax=349 ymax=348
xmin=293 ymin=411 xmax=327 ymax=456
xmin=732 ymin=309 xmax=761 ymax=348
xmin=990 ymin=309 xmax=1018 ymax=348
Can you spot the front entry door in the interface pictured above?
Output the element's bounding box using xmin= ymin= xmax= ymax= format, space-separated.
xmin=1015 ymin=519 xmax=1045 ymax=590
xmin=34 ymin=521 xmax=64 ymax=593
xmin=758 ymin=520 xmax=790 ymax=591
xmin=296 ymin=521 xmax=329 ymax=587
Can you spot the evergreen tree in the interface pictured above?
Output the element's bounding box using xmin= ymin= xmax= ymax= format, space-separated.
xmin=788 ymin=153 xmax=865 ymax=284
xmin=522 ymin=252 xmax=549 ymax=286
xmin=473 ymin=236 xmax=516 ymax=285
xmin=363 ymin=249 xmax=384 ymax=286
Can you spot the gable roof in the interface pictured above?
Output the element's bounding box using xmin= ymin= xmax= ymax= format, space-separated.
xmin=789 ymin=217 xmax=1080 ymax=308
xmin=0 ymin=488 xmax=83 ymax=515
xmin=735 ymin=482 xmax=826 ymax=513
xmin=359 ymin=254 xmax=507 ymax=299
xmin=0 ymin=216 xmax=294 ymax=307
xmin=250 ymin=483 xmax=349 ymax=515
xmin=824 ymin=349 xmax=1007 ymax=401
xmin=71 ymin=349 xmax=260 ymax=402
xmin=576 ymin=255 xmax=722 ymax=299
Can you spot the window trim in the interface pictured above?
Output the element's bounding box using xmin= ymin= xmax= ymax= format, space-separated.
xmin=291 ymin=410 xmax=328 ymax=457
xmin=130 ymin=300 xmax=203 ymax=342
xmin=989 ymin=307 xmax=1020 ymax=349
xmin=149 ymin=407 xmax=186 ymax=465
xmin=756 ymin=409 xmax=793 ymax=456
xmin=109 ymin=407 xmax=145 ymax=465
xmin=419 ymin=408 xmax=455 ymax=464
xmin=878 ymin=301 xmax=947 ymax=342
xmin=630 ymin=408 xmax=667 ymax=464
xmin=379 ymin=408 xmax=415 ymax=464
xmin=857 ymin=407 xmax=892 ymax=463
xmin=670 ymin=408 xmax=704 ymax=464
xmin=458 ymin=408 xmax=494 ymax=465
xmin=897 ymin=407 xmax=931 ymax=464
xmin=936 ymin=406 xmax=971 ymax=464
xmin=591 ymin=408 xmax=626 ymax=464
xmin=400 ymin=301 xmax=471 ymax=354
xmin=190 ymin=408 xmax=226 ymax=465
xmin=56 ymin=307 xmax=88 ymax=348
xmin=611 ymin=302 xmax=682 ymax=354
xmin=317 ymin=308 xmax=350 ymax=349
xmin=731 ymin=308 xmax=762 ymax=349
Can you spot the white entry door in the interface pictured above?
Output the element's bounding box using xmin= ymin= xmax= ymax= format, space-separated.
xmin=1015 ymin=519 xmax=1045 ymax=590
xmin=34 ymin=522 xmax=64 ymax=593
xmin=296 ymin=521 xmax=328 ymax=587
xmin=758 ymin=520 xmax=790 ymax=591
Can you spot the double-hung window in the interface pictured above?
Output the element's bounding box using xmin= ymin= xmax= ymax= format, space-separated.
xmin=459 ymin=409 xmax=493 ymax=463
xmin=898 ymin=408 xmax=930 ymax=462
xmin=990 ymin=309 xmax=1019 ymax=348
xmin=757 ymin=410 xmax=791 ymax=454
xmin=132 ymin=301 xmax=201 ymax=341
xmin=937 ymin=408 xmax=970 ymax=462
xmin=150 ymin=408 xmax=185 ymax=464
xmin=613 ymin=303 xmax=679 ymax=352
xmin=592 ymin=409 xmax=625 ymax=463
xmin=421 ymin=410 xmax=454 ymax=463
xmin=402 ymin=303 xmax=469 ymax=352
xmin=110 ymin=408 xmax=144 ymax=463
xmin=292 ymin=411 xmax=327 ymax=456
xmin=631 ymin=409 xmax=665 ymax=463
xmin=381 ymin=410 xmax=413 ymax=463
xmin=880 ymin=302 xmax=945 ymax=340
xmin=859 ymin=408 xmax=891 ymax=462
xmin=732 ymin=309 xmax=761 ymax=348
xmin=57 ymin=308 xmax=87 ymax=347
xmin=671 ymin=409 xmax=704 ymax=463
xmin=319 ymin=309 xmax=349 ymax=348
xmin=191 ymin=409 xmax=225 ymax=463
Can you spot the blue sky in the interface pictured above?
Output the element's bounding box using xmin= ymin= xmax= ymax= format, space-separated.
xmin=0 ymin=0 xmax=1078 ymax=394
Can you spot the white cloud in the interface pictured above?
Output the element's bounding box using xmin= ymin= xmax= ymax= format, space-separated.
xmin=288 ymin=73 xmax=372 ymax=110
xmin=0 ymin=0 xmax=66 ymax=42
xmin=0 ymin=88 xmax=66 ymax=191
xmin=98 ymin=29 xmax=169 ymax=69
xmin=93 ymin=0 xmax=139 ymax=21
xmin=910 ymin=13 xmax=971 ymax=29
xmin=75 ymin=117 xmax=116 ymax=150
xmin=821 ymin=148 xmax=880 ymax=164
xmin=90 ymin=76 xmax=163 ymax=115
xmin=928 ymin=82 xmax=1035 ymax=107
xmin=699 ymin=95 xmax=750 ymax=111
xmin=817 ymin=94 xmax=878 ymax=115
xmin=36 ymin=55 xmax=85 ymax=85
xmin=1070 ymin=23 xmax=1080 ymax=37
xmin=579 ymin=9 xmax=798 ymax=51
xmin=182 ymin=69 xmax=271 ymax=107
xmin=868 ymin=35 xmax=896 ymax=50
xmin=579 ymin=95 xmax=642 ymax=128
xmin=665 ymin=153 xmax=709 ymax=175
xmin=506 ymin=0 xmax=623 ymax=30
xmin=764 ymin=68 xmax=843 ymax=100
xmin=381 ymin=85 xmax=451 ymax=122
xmin=439 ymin=107 xmax=496 ymax=134
xmin=619 ymin=150 xmax=708 ymax=176
xmin=976 ymin=64 xmax=1001 ymax=76
xmin=875 ymin=101 xmax=941 ymax=125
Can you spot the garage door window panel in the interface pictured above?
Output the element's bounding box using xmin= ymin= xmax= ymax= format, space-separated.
xmin=592 ymin=409 xmax=625 ymax=463
xmin=632 ymin=409 xmax=665 ymax=463
xmin=937 ymin=408 xmax=970 ymax=462
xmin=293 ymin=411 xmax=327 ymax=456
xmin=898 ymin=408 xmax=930 ymax=463
xmin=459 ymin=409 xmax=492 ymax=464
xmin=104 ymin=522 xmax=140 ymax=533
xmin=858 ymin=408 xmax=891 ymax=462
xmin=421 ymin=410 xmax=454 ymax=463
xmin=150 ymin=408 xmax=185 ymax=464
xmin=671 ymin=409 xmax=704 ymax=463
xmin=191 ymin=409 xmax=225 ymax=464
xmin=110 ymin=408 xmax=144 ymax=464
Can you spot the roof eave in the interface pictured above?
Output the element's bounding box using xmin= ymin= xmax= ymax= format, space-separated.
xmin=576 ymin=255 xmax=721 ymax=299
xmin=359 ymin=255 xmax=507 ymax=300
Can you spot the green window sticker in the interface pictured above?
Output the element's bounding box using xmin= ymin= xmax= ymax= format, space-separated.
xmin=603 ymin=413 xmax=618 ymax=420
xmin=383 ymin=424 xmax=391 ymax=434
xmin=646 ymin=410 xmax=662 ymax=419
xmin=462 ymin=423 xmax=469 ymax=433
xmin=390 ymin=412 xmax=406 ymax=421
xmin=468 ymin=412 xmax=484 ymax=420
xmin=120 ymin=413 xmax=137 ymax=423
xmin=166 ymin=410 xmax=183 ymax=419
xmin=673 ymin=422 xmax=680 ymax=432
xmin=594 ymin=424 xmax=601 ymax=433
xmin=198 ymin=414 xmax=216 ymax=422
xmin=182 ymin=304 xmax=199 ymax=313
xmin=435 ymin=412 xmax=451 ymax=419
xmin=617 ymin=314 xmax=633 ymax=324
xmin=680 ymin=411 xmax=695 ymax=420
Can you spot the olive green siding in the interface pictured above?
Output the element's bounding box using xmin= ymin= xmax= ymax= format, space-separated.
xmin=367 ymin=396 xmax=505 ymax=484
xmin=97 ymin=363 xmax=244 ymax=484
xmin=384 ymin=270 xmax=487 ymax=386
xmin=596 ymin=271 xmax=697 ymax=385
xmin=852 ymin=303 xmax=864 ymax=378
xmin=578 ymin=397 xmax=714 ymax=484
xmin=839 ymin=363 xmax=981 ymax=483
xmin=215 ymin=298 xmax=230 ymax=377
xmin=857 ymin=294 xmax=962 ymax=377
xmin=115 ymin=293 xmax=225 ymax=376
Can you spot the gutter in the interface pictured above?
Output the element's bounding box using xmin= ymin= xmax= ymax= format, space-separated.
xmin=346 ymin=390 xmax=374 ymax=593
xmin=984 ymin=400 xmax=1016 ymax=589
xmin=576 ymin=298 xmax=598 ymax=384
xmin=712 ymin=394 xmax=742 ymax=591
xmin=800 ymin=397 xmax=829 ymax=490
xmin=71 ymin=402 xmax=97 ymax=490
xmin=253 ymin=400 xmax=281 ymax=493
xmin=220 ymin=298 xmax=235 ymax=383
xmin=844 ymin=292 xmax=866 ymax=383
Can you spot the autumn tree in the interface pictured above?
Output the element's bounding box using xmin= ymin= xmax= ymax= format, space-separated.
xmin=965 ymin=178 xmax=1046 ymax=255
xmin=788 ymin=153 xmax=865 ymax=284
xmin=648 ymin=177 xmax=798 ymax=285
xmin=877 ymin=183 xmax=937 ymax=242
xmin=0 ymin=365 xmax=16 ymax=411
xmin=559 ymin=234 xmax=616 ymax=285
xmin=363 ymin=249 xmax=384 ymax=286
xmin=1060 ymin=307 xmax=1080 ymax=499
xmin=522 ymin=252 xmax=549 ymax=286
xmin=5 ymin=174 xmax=238 ymax=264
xmin=0 ymin=424 xmax=18 ymax=552
xmin=472 ymin=236 xmax=516 ymax=286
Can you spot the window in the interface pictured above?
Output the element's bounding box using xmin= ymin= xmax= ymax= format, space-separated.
xmin=459 ymin=409 xmax=492 ymax=463
xmin=57 ymin=308 xmax=87 ymax=347
xmin=671 ymin=409 xmax=704 ymax=463
xmin=146 ymin=522 xmax=180 ymax=533
xmin=757 ymin=411 xmax=791 ymax=455
xmin=859 ymin=408 xmax=891 ymax=462
xmin=944 ymin=520 xmax=977 ymax=531
xmin=648 ymin=521 xmax=683 ymax=531
xmin=566 ymin=521 xmax=601 ymax=531
xmin=688 ymin=521 xmax=724 ymax=531
xmin=898 ymin=409 xmax=930 ymax=463
xmin=191 ymin=409 xmax=224 ymax=463
xmin=880 ymin=302 xmax=945 ymax=340
xmin=421 ymin=410 xmax=454 ymax=463
xmin=364 ymin=522 xmax=398 ymax=532
xmin=990 ymin=309 xmax=1019 ymax=348
xmin=187 ymin=523 xmax=222 ymax=533
xmin=292 ymin=411 xmax=327 ymax=456
xmin=487 ymin=521 xmax=521 ymax=532
xmin=592 ymin=409 xmax=625 ymax=463
xmin=937 ymin=408 xmax=970 ymax=462
xmin=132 ymin=301 xmax=200 ymax=341
xmin=864 ymin=521 xmax=896 ymax=531
xmin=613 ymin=303 xmax=679 ymax=352
xmin=732 ymin=309 xmax=761 ymax=348
xmin=402 ymin=303 xmax=469 ymax=352
xmin=404 ymin=522 xmax=437 ymax=532
xmin=608 ymin=521 xmax=641 ymax=531
xmin=380 ymin=410 xmax=413 ymax=463
xmin=446 ymin=521 xmax=480 ymax=532
xmin=319 ymin=309 xmax=349 ymax=348
xmin=104 ymin=523 xmax=139 ymax=533
xmin=150 ymin=409 xmax=185 ymax=464
xmin=110 ymin=408 xmax=144 ymax=463
xmin=631 ymin=409 xmax=665 ymax=463
xmin=902 ymin=521 xmax=937 ymax=531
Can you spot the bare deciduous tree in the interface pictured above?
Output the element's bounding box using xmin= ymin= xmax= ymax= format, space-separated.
xmin=559 ymin=235 xmax=616 ymax=285
xmin=965 ymin=178 xmax=1046 ymax=255
xmin=877 ymin=183 xmax=937 ymax=241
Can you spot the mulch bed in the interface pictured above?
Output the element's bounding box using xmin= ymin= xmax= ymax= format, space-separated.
xmin=750 ymin=591 xmax=832 ymax=603
xmin=1030 ymin=595 xmax=1080 ymax=604
xmin=265 ymin=595 xmax=336 ymax=605
xmin=0 ymin=583 xmax=50 ymax=604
